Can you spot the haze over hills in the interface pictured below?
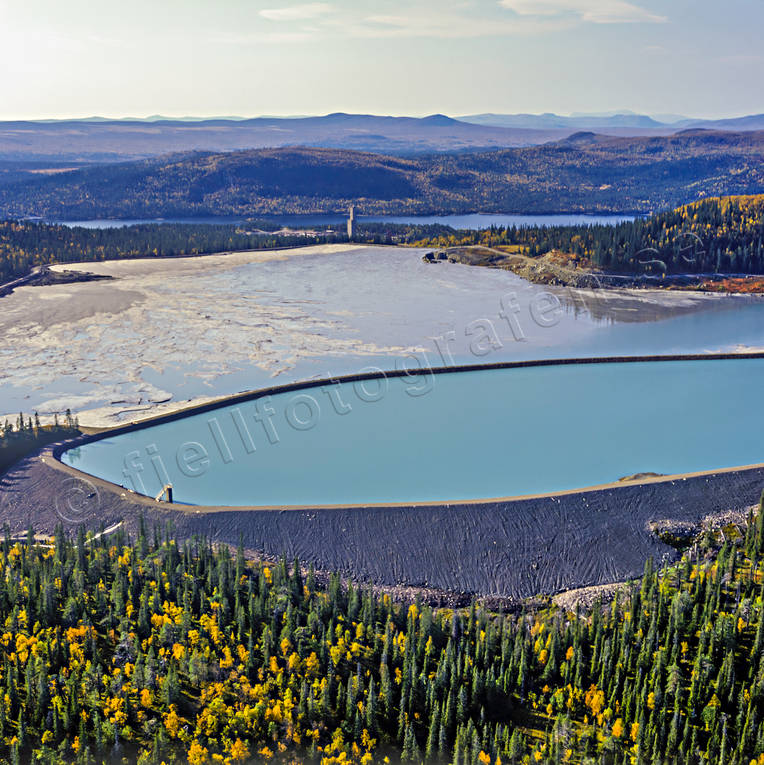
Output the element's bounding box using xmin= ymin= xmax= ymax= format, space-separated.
xmin=2 ymin=129 xmax=762 ymax=220
xmin=0 ymin=114 xmax=574 ymax=163
xmin=1 ymin=111 xmax=763 ymax=166
xmin=459 ymin=112 xmax=764 ymax=131
xmin=459 ymin=113 xmax=669 ymax=129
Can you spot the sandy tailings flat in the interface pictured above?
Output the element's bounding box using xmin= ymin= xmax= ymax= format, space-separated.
xmin=0 ymin=246 xmax=427 ymax=426
xmin=3 ymin=244 xmax=764 ymax=427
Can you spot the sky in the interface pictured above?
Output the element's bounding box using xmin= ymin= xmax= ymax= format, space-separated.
xmin=0 ymin=0 xmax=762 ymax=120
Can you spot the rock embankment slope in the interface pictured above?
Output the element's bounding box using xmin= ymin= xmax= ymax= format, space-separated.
xmin=1 ymin=447 xmax=762 ymax=601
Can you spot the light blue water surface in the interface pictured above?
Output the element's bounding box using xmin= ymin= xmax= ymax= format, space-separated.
xmin=62 ymin=358 xmax=764 ymax=507
xmin=51 ymin=213 xmax=633 ymax=230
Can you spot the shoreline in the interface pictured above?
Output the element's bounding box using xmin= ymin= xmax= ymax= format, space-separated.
xmin=0 ymin=240 xmax=329 ymax=300
xmin=3 ymin=353 xmax=764 ymax=599
xmin=34 ymin=338 xmax=764 ymax=430
xmin=4 ymin=243 xmax=763 ymax=428
xmin=18 ymin=240 xmax=764 ymax=300
xmin=50 ymin=437 xmax=764 ymax=514
xmin=3 ymin=439 xmax=762 ymax=600
xmin=426 ymin=245 xmax=764 ymax=296
xmin=52 ymin=352 xmax=764 ymax=512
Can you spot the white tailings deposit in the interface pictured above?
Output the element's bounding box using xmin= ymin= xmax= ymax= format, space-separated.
xmin=2 ymin=244 xmax=763 ymax=427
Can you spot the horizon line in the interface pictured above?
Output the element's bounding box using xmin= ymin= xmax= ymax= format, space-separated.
xmin=1 ymin=109 xmax=762 ymax=124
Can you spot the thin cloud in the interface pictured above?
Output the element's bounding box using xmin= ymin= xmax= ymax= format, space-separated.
xmin=219 ymin=10 xmax=568 ymax=44
xmin=499 ymin=0 xmax=667 ymax=24
xmin=259 ymin=3 xmax=334 ymax=22
xmin=209 ymin=31 xmax=318 ymax=44
xmin=248 ymin=0 xmax=660 ymax=43
xmin=351 ymin=12 xmax=570 ymax=39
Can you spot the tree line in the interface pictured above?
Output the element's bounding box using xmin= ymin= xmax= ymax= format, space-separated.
xmin=2 ymin=196 xmax=763 ymax=287
xmin=0 ymin=498 xmax=761 ymax=763
xmin=414 ymin=195 xmax=764 ymax=275
xmin=0 ymin=412 xmax=80 ymax=475
xmin=0 ymin=222 xmax=350 ymax=284
xmin=0 ymin=219 xmax=464 ymax=285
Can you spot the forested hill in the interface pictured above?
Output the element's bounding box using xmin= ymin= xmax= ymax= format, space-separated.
xmin=574 ymin=194 xmax=764 ymax=273
xmin=419 ymin=195 xmax=764 ymax=275
xmin=0 ymin=130 xmax=763 ymax=219
xmin=0 ymin=507 xmax=763 ymax=763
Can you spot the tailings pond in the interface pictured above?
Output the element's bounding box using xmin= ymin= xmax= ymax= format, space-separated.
xmin=61 ymin=357 xmax=764 ymax=507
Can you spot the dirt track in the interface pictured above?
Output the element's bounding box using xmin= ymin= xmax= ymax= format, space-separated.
xmin=2 ymin=447 xmax=762 ymax=601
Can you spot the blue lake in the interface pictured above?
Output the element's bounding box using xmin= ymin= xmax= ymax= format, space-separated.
xmin=51 ymin=213 xmax=634 ymax=230
xmin=61 ymin=357 xmax=764 ymax=507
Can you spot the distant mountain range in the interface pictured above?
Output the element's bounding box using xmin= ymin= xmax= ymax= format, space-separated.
xmin=1 ymin=111 xmax=763 ymax=164
xmin=0 ymin=114 xmax=570 ymax=163
xmin=2 ymin=129 xmax=762 ymax=219
xmin=459 ymin=112 xmax=764 ymax=132
xmin=459 ymin=112 xmax=668 ymax=129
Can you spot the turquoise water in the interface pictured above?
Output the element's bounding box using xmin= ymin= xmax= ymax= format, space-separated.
xmin=61 ymin=358 xmax=764 ymax=507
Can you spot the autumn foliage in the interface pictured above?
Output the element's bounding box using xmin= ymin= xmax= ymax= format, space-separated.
xmin=0 ymin=510 xmax=762 ymax=763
